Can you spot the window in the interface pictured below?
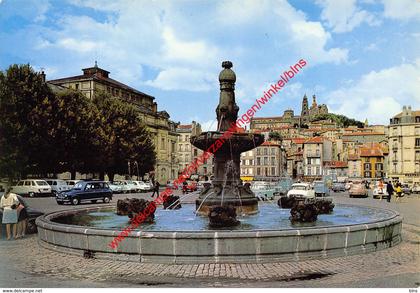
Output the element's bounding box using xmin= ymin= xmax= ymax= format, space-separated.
xmin=257 ymin=157 xmax=261 ymax=165
xmin=375 ymin=163 xmax=383 ymax=170
xmin=364 ymin=163 xmax=371 ymax=170
xmin=416 ymin=138 xmax=420 ymax=147
xmin=194 ymin=149 xmax=198 ymax=156
xmin=24 ymin=181 xmax=31 ymax=186
xmin=271 ymin=157 xmax=275 ymax=165
xmin=264 ymin=157 xmax=268 ymax=165
xmin=161 ymin=138 xmax=165 ymax=149
xmin=316 ymin=166 xmax=320 ymax=175
xmin=75 ymin=83 xmax=79 ymax=90
xmin=257 ymin=168 xmax=261 ymax=175
xmin=257 ymin=149 xmax=261 ymax=155
xmin=271 ymin=148 xmax=275 ymax=155
xmin=307 ymin=167 xmax=311 ymax=175
xmin=271 ymin=167 xmax=276 ymax=175
xmin=264 ymin=148 xmax=268 ymax=155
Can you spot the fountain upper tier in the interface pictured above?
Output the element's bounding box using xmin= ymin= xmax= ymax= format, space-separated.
xmin=191 ymin=131 xmax=264 ymax=154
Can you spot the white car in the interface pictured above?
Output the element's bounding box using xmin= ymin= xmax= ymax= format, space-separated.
xmin=286 ymin=183 xmax=315 ymax=199
xmin=251 ymin=181 xmax=276 ymax=201
xmin=66 ymin=180 xmax=80 ymax=189
xmin=112 ymin=181 xmax=131 ymax=193
xmin=133 ymin=181 xmax=152 ymax=192
xmin=412 ymin=184 xmax=420 ymax=194
xmin=45 ymin=179 xmax=71 ymax=195
xmin=11 ymin=179 xmax=52 ymax=197
xmin=107 ymin=182 xmax=122 ymax=193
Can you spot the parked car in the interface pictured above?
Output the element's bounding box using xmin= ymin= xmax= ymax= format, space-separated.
xmin=107 ymin=181 xmax=122 ymax=193
xmin=412 ymin=183 xmax=420 ymax=194
xmin=167 ymin=180 xmax=180 ymax=190
xmin=345 ymin=181 xmax=353 ymax=190
xmin=0 ymin=194 xmax=44 ymax=234
xmin=332 ymin=182 xmax=346 ymax=192
xmin=400 ymin=183 xmax=411 ymax=195
xmin=55 ymin=181 xmax=112 ymax=205
xmin=372 ymin=181 xmax=386 ymax=199
xmin=134 ymin=180 xmax=153 ymax=192
xmin=286 ymin=183 xmax=315 ymax=199
xmin=349 ymin=181 xmax=368 ymax=198
xmin=314 ymin=180 xmax=330 ymax=197
xmin=11 ymin=179 xmax=52 ymax=197
xmin=44 ymin=179 xmax=70 ymax=195
xmin=66 ymin=180 xmax=80 ymax=189
xmin=251 ymin=181 xmax=276 ymax=201
xmin=112 ymin=181 xmax=131 ymax=194
xmin=271 ymin=177 xmax=293 ymax=196
xmin=182 ymin=181 xmax=197 ymax=193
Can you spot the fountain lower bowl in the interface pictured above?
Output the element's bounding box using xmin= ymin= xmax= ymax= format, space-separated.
xmin=191 ymin=131 xmax=264 ymax=153
xmin=36 ymin=203 xmax=402 ymax=264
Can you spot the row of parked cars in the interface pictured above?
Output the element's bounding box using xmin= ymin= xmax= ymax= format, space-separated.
xmin=9 ymin=179 xmax=155 ymax=198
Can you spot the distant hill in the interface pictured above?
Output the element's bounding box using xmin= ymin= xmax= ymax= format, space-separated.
xmin=310 ymin=113 xmax=364 ymax=128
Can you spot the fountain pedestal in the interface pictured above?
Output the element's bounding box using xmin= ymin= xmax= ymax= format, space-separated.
xmin=191 ymin=61 xmax=264 ymax=216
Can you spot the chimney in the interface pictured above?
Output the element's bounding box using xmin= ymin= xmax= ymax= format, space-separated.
xmin=152 ymin=102 xmax=157 ymax=113
xmin=40 ymin=71 xmax=46 ymax=83
xmin=407 ymin=105 xmax=412 ymax=115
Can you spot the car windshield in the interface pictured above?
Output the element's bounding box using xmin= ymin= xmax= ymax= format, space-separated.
xmin=292 ymin=185 xmax=307 ymax=190
xmin=35 ymin=181 xmax=48 ymax=186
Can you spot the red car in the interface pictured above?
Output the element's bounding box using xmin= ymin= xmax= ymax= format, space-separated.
xmin=182 ymin=181 xmax=197 ymax=193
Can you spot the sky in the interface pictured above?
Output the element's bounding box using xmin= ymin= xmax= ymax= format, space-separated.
xmin=0 ymin=0 xmax=419 ymax=131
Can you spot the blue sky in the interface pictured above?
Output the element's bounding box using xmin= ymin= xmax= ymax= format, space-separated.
xmin=0 ymin=0 xmax=419 ymax=130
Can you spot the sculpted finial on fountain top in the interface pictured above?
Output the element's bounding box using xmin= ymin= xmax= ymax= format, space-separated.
xmin=216 ymin=61 xmax=239 ymax=131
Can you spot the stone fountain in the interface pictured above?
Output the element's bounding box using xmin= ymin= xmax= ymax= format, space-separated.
xmin=191 ymin=61 xmax=264 ymax=216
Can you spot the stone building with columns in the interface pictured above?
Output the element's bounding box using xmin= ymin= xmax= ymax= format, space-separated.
xmin=47 ymin=63 xmax=179 ymax=183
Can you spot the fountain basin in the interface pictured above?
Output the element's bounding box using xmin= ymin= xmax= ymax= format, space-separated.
xmin=191 ymin=131 xmax=264 ymax=154
xmin=36 ymin=203 xmax=402 ymax=264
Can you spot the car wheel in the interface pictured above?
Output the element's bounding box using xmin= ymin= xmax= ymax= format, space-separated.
xmin=103 ymin=196 xmax=111 ymax=203
xmin=71 ymin=197 xmax=79 ymax=205
xmin=28 ymin=192 xmax=35 ymax=198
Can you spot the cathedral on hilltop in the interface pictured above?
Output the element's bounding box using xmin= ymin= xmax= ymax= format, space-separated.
xmin=250 ymin=94 xmax=329 ymax=130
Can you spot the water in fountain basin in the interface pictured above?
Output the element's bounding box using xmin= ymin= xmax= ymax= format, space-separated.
xmin=52 ymin=203 xmax=396 ymax=231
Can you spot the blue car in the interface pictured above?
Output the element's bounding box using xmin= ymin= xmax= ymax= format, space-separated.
xmin=56 ymin=180 xmax=113 ymax=205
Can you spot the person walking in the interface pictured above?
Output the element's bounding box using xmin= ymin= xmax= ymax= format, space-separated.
xmin=1 ymin=187 xmax=19 ymax=240
xmin=395 ymin=182 xmax=403 ymax=203
xmin=386 ymin=181 xmax=394 ymax=203
xmin=151 ymin=181 xmax=160 ymax=198
xmin=16 ymin=199 xmax=28 ymax=238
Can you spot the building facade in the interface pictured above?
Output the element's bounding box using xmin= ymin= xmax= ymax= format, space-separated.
xmin=388 ymin=106 xmax=420 ymax=184
xmin=302 ymin=137 xmax=333 ymax=179
xmin=47 ymin=63 xmax=179 ymax=182
xmin=176 ymin=122 xmax=212 ymax=179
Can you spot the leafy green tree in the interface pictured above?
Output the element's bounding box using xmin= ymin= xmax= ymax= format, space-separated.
xmin=0 ymin=64 xmax=52 ymax=179
xmin=310 ymin=113 xmax=364 ymax=128
xmin=92 ymin=92 xmax=156 ymax=181
xmin=268 ymin=131 xmax=282 ymax=141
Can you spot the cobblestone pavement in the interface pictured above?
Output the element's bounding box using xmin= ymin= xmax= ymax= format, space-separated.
xmin=0 ymin=192 xmax=419 ymax=287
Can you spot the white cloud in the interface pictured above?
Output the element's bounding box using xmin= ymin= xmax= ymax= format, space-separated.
xmin=56 ymin=38 xmax=100 ymax=53
xmin=326 ymin=59 xmax=420 ymax=124
xmin=145 ymin=67 xmax=215 ymax=92
xmin=316 ymin=0 xmax=380 ymax=33
xmin=365 ymin=43 xmax=379 ymax=51
xmin=381 ymin=0 xmax=420 ymax=21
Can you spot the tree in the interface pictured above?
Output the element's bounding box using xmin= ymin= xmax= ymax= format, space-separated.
xmin=28 ymin=89 xmax=103 ymax=178
xmin=0 ymin=64 xmax=52 ymax=179
xmin=92 ymin=92 xmax=156 ymax=181
xmin=268 ymin=131 xmax=282 ymax=141
xmin=310 ymin=113 xmax=364 ymax=128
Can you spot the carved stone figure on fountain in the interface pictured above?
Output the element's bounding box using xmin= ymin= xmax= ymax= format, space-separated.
xmin=116 ymin=198 xmax=155 ymax=223
xmin=208 ymin=205 xmax=240 ymax=228
xmin=289 ymin=200 xmax=319 ymax=223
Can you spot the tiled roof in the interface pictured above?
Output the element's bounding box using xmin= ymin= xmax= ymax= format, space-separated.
xmin=343 ymin=132 xmax=384 ymax=136
xmin=324 ymin=161 xmax=348 ymax=168
xmin=177 ymin=124 xmax=192 ymax=129
xmin=359 ymin=147 xmax=383 ymax=157
xmin=261 ymin=141 xmax=281 ymax=146
xmin=304 ymin=137 xmax=329 ymax=144
xmin=348 ymin=154 xmax=360 ymax=160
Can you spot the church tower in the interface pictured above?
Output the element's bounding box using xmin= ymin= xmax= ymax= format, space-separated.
xmin=300 ymin=94 xmax=309 ymax=125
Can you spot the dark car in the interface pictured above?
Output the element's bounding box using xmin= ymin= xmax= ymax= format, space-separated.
xmin=56 ymin=181 xmax=113 ymax=205
xmin=0 ymin=195 xmax=44 ymax=234
xmin=332 ymin=182 xmax=346 ymax=192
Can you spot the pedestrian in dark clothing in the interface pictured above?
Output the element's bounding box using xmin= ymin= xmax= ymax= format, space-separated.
xmin=151 ymin=181 xmax=160 ymax=198
xmin=386 ymin=181 xmax=394 ymax=203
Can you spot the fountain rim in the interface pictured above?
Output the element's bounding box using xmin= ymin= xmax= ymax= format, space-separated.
xmin=36 ymin=203 xmax=402 ymax=236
